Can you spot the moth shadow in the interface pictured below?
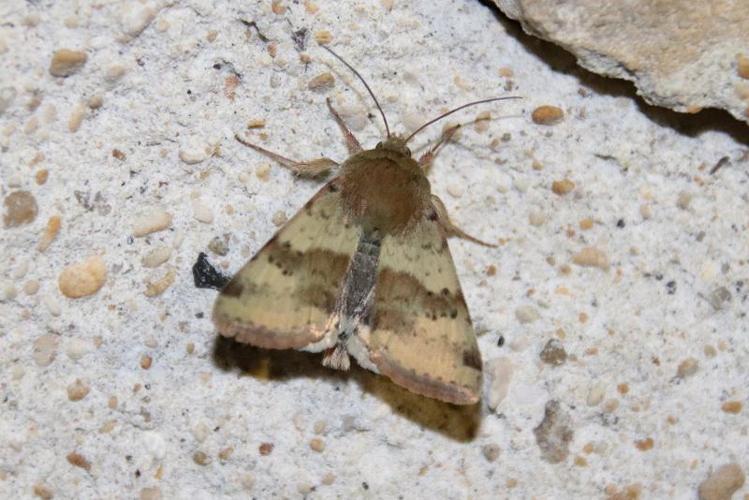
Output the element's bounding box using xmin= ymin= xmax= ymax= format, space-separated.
xmin=212 ymin=336 xmax=480 ymax=442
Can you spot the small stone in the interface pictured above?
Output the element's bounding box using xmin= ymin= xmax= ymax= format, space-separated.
xmin=35 ymin=169 xmax=49 ymax=185
xmin=112 ymin=149 xmax=126 ymax=160
xmin=65 ymin=338 xmax=91 ymax=361
xmin=551 ymin=179 xmax=575 ymax=195
xmin=140 ymin=487 xmax=162 ymax=500
xmin=59 ymin=255 xmax=107 ymax=298
xmin=121 ymin=3 xmax=156 ymax=38
xmin=721 ymin=401 xmax=742 ymax=414
xmin=308 ymin=72 xmax=335 ymax=91
xmin=23 ymin=280 xmax=40 ymax=295
xmin=218 ymin=446 xmax=234 ymax=461
xmin=247 ymin=118 xmax=266 ymax=129
xmin=142 ymin=246 xmax=171 ymax=268
xmin=635 ymin=437 xmax=654 ymax=451
xmin=322 ymin=472 xmax=336 ymax=485
xmin=68 ymin=102 xmax=86 ymax=132
xmin=66 ymin=451 xmax=91 ymax=470
xmin=532 ymin=105 xmax=564 ymax=125
xmin=572 ymin=247 xmax=609 ymax=270
xmin=133 ymin=208 xmax=172 ymax=237
xmin=272 ymin=210 xmax=287 ymax=227
xmin=534 ymin=400 xmax=574 ymax=464
xmin=315 ymin=30 xmax=333 ymax=45
xmin=698 ymin=463 xmax=745 ymax=500
xmin=49 ymin=49 xmax=87 ymax=77
xmin=309 ymin=438 xmax=325 ymax=452
xmin=3 ymin=191 xmax=38 ymax=228
xmin=104 ymin=64 xmax=127 ymax=83
xmin=144 ymin=268 xmax=176 ymax=297
xmin=87 ymin=94 xmax=104 ymax=109
xmin=313 ymin=420 xmax=327 ymax=434
xmin=482 ymin=444 xmax=501 ymax=462
xmin=192 ymin=199 xmax=214 ymax=224
xmin=515 ymin=305 xmax=540 ymax=324
xmin=0 ymin=281 xmax=17 ymax=301
xmin=43 ymin=295 xmax=62 ymax=316
xmin=447 ymin=183 xmax=464 ymax=198
xmin=208 ymin=236 xmax=230 ymax=256
xmin=486 ymin=357 xmax=513 ymax=410
xmin=271 ymin=0 xmax=286 ymax=14
xmin=38 ymin=215 xmax=61 ymax=252
xmin=67 ymin=379 xmax=90 ymax=401
xmin=193 ymin=450 xmax=211 ymax=466
xmin=33 ymin=484 xmax=54 ymax=499
xmin=179 ymin=146 xmax=210 ymax=165
xmin=539 ymin=339 xmax=567 ymax=366
xmin=528 ymin=210 xmax=545 ymax=226
xmin=676 ymin=357 xmax=699 ymax=378
xmin=676 ymin=191 xmax=692 ymax=210
xmin=259 ymin=442 xmax=274 ymax=455
xmin=587 ymin=384 xmax=605 ymax=406
xmin=33 ymin=334 xmax=59 ymax=367
xmin=140 ymin=354 xmax=153 ymax=369
xmin=737 ymin=54 xmax=749 ymax=80
xmin=707 ymin=286 xmax=732 ymax=310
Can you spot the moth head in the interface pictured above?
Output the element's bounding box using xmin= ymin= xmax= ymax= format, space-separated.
xmin=376 ymin=136 xmax=412 ymax=157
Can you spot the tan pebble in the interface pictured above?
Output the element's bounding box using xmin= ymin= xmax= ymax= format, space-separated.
xmin=140 ymin=487 xmax=162 ymax=500
xmin=587 ymin=384 xmax=605 ymax=406
xmin=602 ymin=398 xmax=619 ymax=413
xmin=218 ymin=446 xmax=234 ymax=461
xmin=474 ymin=111 xmax=491 ymax=133
xmin=49 ymin=49 xmax=87 ymax=77
xmin=68 ymin=102 xmax=86 ymax=132
xmin=192 ymin=199 xmax=214 ymax=224
xmin=272 ymin=210 xmax=287 ymax=227
xmin=140 ymin=354 xmax=153 ymax=369
xmin=33 ymin=484 xmax=54 ymax=499
xmin=271 ymin=0 xmax=286 ymax=14
xmin=676 ymin=357 xmax=699 ymax=378
xmin=179 ymin=147 xmax=210 ymax=165
xmin=112 ymin=149 xmax=126 ymax=160
xmin=572 ymin=247 xmax=609 ymax=270
xmin=144 ymin=268 xmax=176 ymax=297
xmin=482 ymin=444 xmax=500 ymax=462
xmin=528 ymin=210 xmax=545 ymax=226
xmin=256 ymin=163 xmax=271 ymax=181
xmin=121 ymin=4 xmax=156 ymax=38
xmin=700 ymin=464 xmax=746 ymax=500
xmin=206 ymin=30 xmax=218 ymax=42
xmin=704 ymin=345 xmax=717 ymax=358
xmin=309 ymin=437 xmax=325 ymax=452
xmin=108 ymin=396 xmax=118 ymax=409
xmin=322 ymin=472 xmax=336 ymax=485
xmin=224 ymin=74 xmax=240 ymax=99
xmin=35 ymin=169 xmax=49 ymax=185
xmin=247 ymin=118 xmax=265 ymax=129
xmin=635 ymin=437 xmax=654 ymax=451
xmin=677 ymin=191 xmax=692 ymax=210
xmin=87 ymin=94 xmax=103 ymax=109
xmin=104 ymin=64 xmax=127 ymax=83
xmin=259 ymin=442 xmax=274 ymax=455
xmin=639 ymin=203 xmax=652 ymax=219
xmin=532 ymin=105 xmax=564 ymax=125
xmin=37 ymin=215 xmax=61 ymax=252
xmin=33 ymin=334 xmax=59 ymax=367
xmin=314 ymin=30 xmax=333 ymax=45
xmin=738 ymin=54 xmax=749 ymax=80
xmin=186 ymin=342 xmax=195 ymax=354
xmin=99 ymin=419 xmax=116 ymax=433
xmin=3 ymin=191 xmax=38 ymax=228
xmin=241 ymin=473 xmax=255 ymax=490
xmin=617 ymin=383 xmax=629 ymax=395
xmin=67 ymin=379 xmax=90 ymax=401
xmin=313 ymin=420 xmax=326 ymax=434
xmin=66 ymin=451 xmax=91 ymax=470
xmin=304 ymin=0 xmax=319 ymax=14
xmin=533 ymin=400 xmax=573 ymax=464
xmin=539 ymin=339 xmax=567 ymax=366
xmin=551 ymin=179 xmax=575 ymax=195
xmin=579 ymin=218 xmax=594 ymax=230
xmin=23 ymin=280 xmax=40 ymax=295
xmin=486 ymin=264 xmax=497 ymax=276
xmin=308 ymin=72 xmax=335 ymax=91
xmin=59 ymin=255 xmax=107 ymax=298
xmin=515 ymin=305 xmax=540 ymax=324
xmin=133 ymin=208 xmax=172 ymax=237
xmin=381 ymin=0 xmax=395 ymax=10
xmin=193 ymin=450 xmax=212 ymax=465
xmin=721 ymin=401 xmax=742 ymax=414
xmin=142 ymin=246 xmax=171 ymax=268
xmin=447 ymin=183 xmax=464 ymax=198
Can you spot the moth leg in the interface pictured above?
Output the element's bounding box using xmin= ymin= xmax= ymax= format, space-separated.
xmin=326 ymin=97 xmax=363 ymax=154
xmin=418 ymin=124 xmax=461 ymax=172
xmin=234 ymin=133 xmax=337 ymax=178
xmin=431 ymin=195 xmax=497 ymax=248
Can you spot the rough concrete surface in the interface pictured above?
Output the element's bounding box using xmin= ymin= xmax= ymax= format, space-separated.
xmin=494 ymin=0 xmax=749 ymax=125
xmin=1 ymin=0 xmax=748 ymax=498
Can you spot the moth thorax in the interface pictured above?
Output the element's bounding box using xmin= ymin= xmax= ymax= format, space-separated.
xmin=342 ymin=154 xmax=431 ymax=234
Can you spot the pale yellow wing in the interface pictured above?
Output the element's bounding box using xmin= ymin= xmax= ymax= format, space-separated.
xmin=363 ymin=218 xmax=482 ymax=405
xmin=213 ymin=179 xmax=361 ymax=349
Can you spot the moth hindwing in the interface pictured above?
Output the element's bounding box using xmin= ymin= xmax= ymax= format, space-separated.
xmin=213 ymin=47 xmax=510 ymax=405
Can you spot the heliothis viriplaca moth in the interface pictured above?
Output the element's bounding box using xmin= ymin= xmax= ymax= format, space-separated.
xmin=213 ymin=46 xmax=518 ymax=405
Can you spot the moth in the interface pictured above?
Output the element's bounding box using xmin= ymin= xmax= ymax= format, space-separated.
xmin=213 ymin=46 xmax=518 ymax=404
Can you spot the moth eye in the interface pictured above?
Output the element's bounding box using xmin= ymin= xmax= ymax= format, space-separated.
xmin=405 ymin=147 xmax=411 ymax=156
xmin=376 ymin=142 xmax=383 ymax=148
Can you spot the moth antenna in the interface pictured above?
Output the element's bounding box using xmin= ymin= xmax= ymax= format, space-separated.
xmin=404 ymin=96 xmax=522 ymax=144
xmin=320 ymin=45 xmax=391 ymax=138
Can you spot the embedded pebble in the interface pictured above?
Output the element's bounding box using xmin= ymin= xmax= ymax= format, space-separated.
xmin=67 ymin=379 xmax=90 ymax=401
xmin=322 ymin=472 xmax=336 ymax=485
xmin=272 ymin=210 xmax=288 ymax=227
xmin=308 ymin=72 xmax=335 ymax=91
xmin=3 ymin=191 xmax=38 ymax=228
xmin=676 ymin=357 xmax=699 ymax=378
xmin=707 ymin=286 xmax=732 ymax=310
xmin=738 ymin=54 xmax=749 ymax=79
xmin=65 ymin=338 xmax=92 ymax=361
xmin=208 ymin=235 xmax=230 ymax=256
xmin=486 ymin=357 xmax=513 ymax=410
xmin=66 ymin=451 xmax=91 ymax=471
xmin=133 ymin=208 xmax=172 ymax=237
xmin=528 ymin=210 xmax=545 ymax=226
xmin=49 ymin=49 xmax=87 ymax=77
xmin=38 ymin=215 xmax=62 ymax=252
xmin=515 ymin=305 xmax=540 ymax=324
xmin=179 ymin=144 xmax=211 ymax=165
xmin=0 ymin=281 xmax=17 ymax=301
xmin=23 ymin=280 xmax=39 ymax=295
xmin=721 ymin=401 xmax=742 ymax=414
xmin=68 ymin=102 xmax=87 ymax=132
xmin=0 ymin=86 xmax=16 ymax=115
xmin=309 ymin=438 xmax=325 ymax=452
xmin=142 ymin=246 xmax=171 ymax=268
xmin=33 ymin=484 xmax=54 ymax=499
xmin=140 ymin=487 xmax=162 ymax=500
xmin=33 ymin=334 xmax=59 ymax=367
xmin=572 ymin=247 xmax=610 ymax=270
xmin=121 ymin=3 xmax=156 ymax=38
xmin=193 ymin=451 xmax=212 ymax=466
xmin=192 ymin=199 xmax=214 ymax=224
xmin=533 ymin=400 xmax=573 ymax=464
xmin=482 ymin=444 xmax=501 ymax=462
xmin=539 ymin=339 xmax=567 ymax=366
xmin=59 ymin=255 xmax=107 ymax=298
xmin=551 ymin=179 xmax=575 ymax=195
xmin=43 ymin=294 xmax=62 ymax=316
xmin=446 ymin=183 xmax=464 ymax=198
xmin=315 ymin=30 xmax=333 ymax=45
xmin=144 ymin=268 xmax=176 ymax=297
xmin=586 ymin=383 xmax=605 ymax=406
xmin=532 ymin=105 xmax=564 ymax=125
xmin=698 ymin=463 xmax=745 ymax=500
xmin=218 ymin=447 xmax=234 ymax=461
xmin=105 ymin=64 xmax=127 ymax=83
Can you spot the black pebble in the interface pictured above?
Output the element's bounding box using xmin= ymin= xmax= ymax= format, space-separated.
xmin=193 ymin=252 xmax=230 ymax=290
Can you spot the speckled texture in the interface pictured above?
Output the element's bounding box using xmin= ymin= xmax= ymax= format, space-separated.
xmin=1 ymin=0 xmax=748 ymax=498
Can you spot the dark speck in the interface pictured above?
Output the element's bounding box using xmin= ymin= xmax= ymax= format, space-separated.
xmin=654 ymin=273 xmax=663 ymax=281
xmin=666 ymin=280 xmax=676 ymax=295
xmin=195 ymin=312 xmax=204 ymax=319
xmin=362 ymin=482 xmax=369 ymax=490
xmin=616 ymin=219 xmax=625 ymax=228
xmin=497 ymin=335 xmax=505 ymax=347
xmin=193 ymin=252 xmax=230 ymax=290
